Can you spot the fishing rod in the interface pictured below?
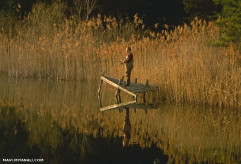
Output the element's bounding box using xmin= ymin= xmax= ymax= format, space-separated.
xmin=81 ymin=60 xmax=124 ymax=63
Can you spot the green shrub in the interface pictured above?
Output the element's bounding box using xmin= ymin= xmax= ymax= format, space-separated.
xmin=215 ymin=0 xmax=241 ymax=45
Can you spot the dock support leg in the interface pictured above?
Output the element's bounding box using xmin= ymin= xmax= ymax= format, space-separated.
xmin=143 ymin=92 xmax=146 ymax=104
xmin=143 ymin=80 xmax=149 ymax=104
xmin=115 ymin=76 xmax=124 ymax=102
xmin=133 ymin=95 xmax=137 ymax=113
xmin=145 ymin=80 xmax=149 ymax=86
xmin=98 ymin=79 xmax=103 ymax=108
xmin=133 ymin=76 xmax=137 ymax=111
xmin=115 ymin=76 xmax=124 ymax=112
xmin=134 ymin=107 xmax=136 ymax=113
xmin=115 ymin=90 xmax=121 ymax=103
xmin=98 ymin=71 xmax=105 ymax=108
xmin=133 ymin=78 xmax=138 ymax=103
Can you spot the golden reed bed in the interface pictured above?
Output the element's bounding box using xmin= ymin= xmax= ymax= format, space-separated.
xmin=0 ymin=3 xmax=240 ymax=109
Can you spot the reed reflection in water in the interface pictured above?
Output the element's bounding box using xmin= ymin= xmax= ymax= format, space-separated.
xmin=0 ymin=76 xmax=240 ymax=164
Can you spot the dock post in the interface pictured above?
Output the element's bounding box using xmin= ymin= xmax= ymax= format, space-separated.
xmin=115 ymin=76 xmax=124 ymax=112
xmin=145 ymin=80 xmax=149 ymax=86
xmin=98 ymin=80 xmax=103 ymax=108
xmin=133 ymin=78 xmax=138 ymax=102
xmin=133 ymin=78 xmax=137 ymax=112
xmin=143 ymin=80 xmax=149 ymax=104
xmin=143 ymin=93 xmax=146 ymax=104
xmin=98 ymin=71 xmax=105 ymax=108
xmin=144 ymin=80 xmax=148 ymax=113
xmin=115 ymin=76 xmax=124 ymax=102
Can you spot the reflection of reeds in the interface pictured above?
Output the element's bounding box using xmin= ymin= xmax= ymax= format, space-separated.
xmin=131 ymin=104 xmax=241 ymax=163
xmin=0 ymin=3 xmax=241 ymax=108
xmin=0 ymin=78 xmax=240 ymax=163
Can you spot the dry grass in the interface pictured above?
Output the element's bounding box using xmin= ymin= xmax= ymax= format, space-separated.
xmin=0 ymin=2 xmax=241 ymax=108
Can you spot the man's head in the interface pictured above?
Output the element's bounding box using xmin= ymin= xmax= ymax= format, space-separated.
xmin=126 ymin=47 xmax=131 ymax=52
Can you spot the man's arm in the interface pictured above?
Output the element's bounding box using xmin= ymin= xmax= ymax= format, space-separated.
xmin=125 ymin=53 xmax=133 ymax=63
xmin=121 ymin=53 xmax=133 ymax=64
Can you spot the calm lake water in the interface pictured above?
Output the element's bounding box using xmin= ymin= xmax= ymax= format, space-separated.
xmin=0 ymin=76 xmax=240 ymax=164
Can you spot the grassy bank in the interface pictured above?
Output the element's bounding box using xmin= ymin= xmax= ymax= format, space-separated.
xmin=0 ymin=2 xmax=241 ymax=108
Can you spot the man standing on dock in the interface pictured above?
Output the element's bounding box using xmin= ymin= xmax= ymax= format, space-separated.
xmin=120 ymin=47 xmax=134 ymax=86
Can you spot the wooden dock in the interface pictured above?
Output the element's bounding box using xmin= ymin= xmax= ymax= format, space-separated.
xmin=98 ymin=71 xmax=157 ymax=110
xmin=98 ymin=75 xmax=155 ymax=98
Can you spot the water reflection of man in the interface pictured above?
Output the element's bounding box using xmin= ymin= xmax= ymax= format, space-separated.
xmin=122 ymin=107 xmax=131 ymax=147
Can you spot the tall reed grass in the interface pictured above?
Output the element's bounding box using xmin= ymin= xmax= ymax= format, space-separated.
xmin=0 ymin=2 xmax=240 ymax=108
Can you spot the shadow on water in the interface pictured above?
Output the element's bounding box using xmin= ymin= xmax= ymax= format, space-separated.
xmin=0 ymin=106 xmax=167 ymax=164
xmin=0 ymin=76 xmax=240 ymax=163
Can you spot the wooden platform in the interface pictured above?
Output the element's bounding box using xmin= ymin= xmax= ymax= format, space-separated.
xmin=99 ymin=75 xmax=155 ymax=98
xmin=98 ymin=72 xmax=157 ymax=111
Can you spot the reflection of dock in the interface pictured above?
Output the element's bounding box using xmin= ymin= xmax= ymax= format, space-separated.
xmin=100 ymin=100 xmax=157 ymax=112
xmin=98 ymin=71 xmax=158 ymax=111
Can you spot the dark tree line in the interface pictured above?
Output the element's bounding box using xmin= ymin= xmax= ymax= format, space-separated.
xmin=0 ymin=0 xmax=240 ymax=43
xmin=94 ymin=0 xmax=187 ymax=26
xmin=0 ymin=0 xmax=188 ymax=26
xmin=0 ymin=0 xmax=228 ymax=25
